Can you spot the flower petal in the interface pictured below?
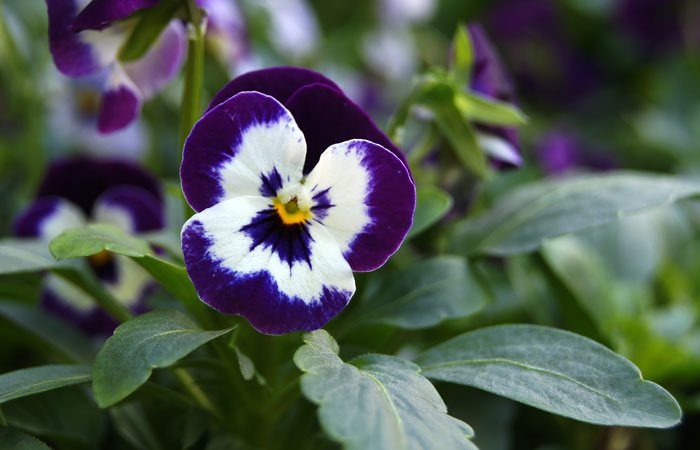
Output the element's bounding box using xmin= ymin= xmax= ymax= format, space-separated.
xmin=206 ymin=66 xmax=341 ymax=112
xmin=45 ymin=0 xmax=103 ymax=76
xmin=284 ymin=84 xmax=409 ymax=173
xmin=97 ymin=65 xmax=142 ymax=133
xmin=181 ymin=92 xmax=307 ymax=212
xmin=14 ymin=197 xmax=86 ymax=240
xmin=37 ymin=157 xmax=162 ymax=214
xmin=305 ymin=139 xmax=415 ymax=271
xmin=182 ymin=196 xmax=355 ymax=334
xmin=477 ymin=130 xmax=522 ymax=167
xmin=73 ymin=0 xmax=159 ymax=31
xmin=124 ymin=21 xmax=186 ymax=99
xmin=93 ymin=185 xmax=164 ymax=233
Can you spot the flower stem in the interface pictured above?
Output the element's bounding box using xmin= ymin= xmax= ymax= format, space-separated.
xmin=173 ymin=367 xmax=222 ymax=420
xmin=178 ymin=0 xmax=207 ymax=150
xmin=0 ymin=406 xmax=7 ymax=426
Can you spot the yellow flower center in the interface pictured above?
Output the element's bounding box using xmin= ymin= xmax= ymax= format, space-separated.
xmin=273 ymin=197 xmax=312 ymax=225
xmin=88 ymin=249 xmax=113 ymax=268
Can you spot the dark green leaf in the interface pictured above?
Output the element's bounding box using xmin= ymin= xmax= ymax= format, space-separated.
xmin=0 ymin=365 xmax=91 ymax=404
xmin=407 ymin=186 xmax=453 ymax=239
xmin=0 ymin=301 xmax=96 ymax=362
xmin=118 ymin=0 xmax=182 ymax=62
xmin=417 ymin=324 xmax=682 ymax=428
xmin=93 ymin=309 xmax=233 ymax=407
xmin=349 ymin=256 xmax=486 ymax=329
xmin=0 ymin=428 xmax=52 ymax=450
xmin=110 ymin=403 xmax=164 ymax=450
xmin=451 ymin=172 xmax=700 ymax=256
xmin=294 ymin=330 xmax=476 ymax=450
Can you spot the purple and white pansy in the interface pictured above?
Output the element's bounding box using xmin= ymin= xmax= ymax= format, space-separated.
xmin=466 ymin=24 xmax=522 ymax=168
xmin=180 ymin=67 xmax=416 ymax=334
xmin=14 ymin=157 xmax=164 ymax=334
xmin=45 ymin=0 xmax=185 ymax=133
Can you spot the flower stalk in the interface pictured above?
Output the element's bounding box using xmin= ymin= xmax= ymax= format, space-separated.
xmin=178 ymin=0 xmax=208 ymax=149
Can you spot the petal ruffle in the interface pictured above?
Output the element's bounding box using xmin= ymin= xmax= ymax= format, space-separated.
xmin=181 ymin=92 xmax=307 ymax=212
xmin=46 ymin=0 xmax=103 ymax=76
xmin=37 ymin=157 xmax=162 ymax=214
xmin=97 ymin=65 xmax=142 ymax=133
xmin=206 ymin=66 xmax=341 ymax=112
xmin=93 ymin=185 xmax=164 ymax=233
xmin=73 ymin=0 xmax=159 ymax=31
xmin=124 ymin=21 xmax=186 ymax=99
xmin=14 ymin=197 xmax=86 ymax=240
xmin=285 ymin=84 xmax=409 ymax=173
xmin=305 ymin=139 xmax=415 ymax=271
xmin=182 ymin=196 xmax=355 ymax=334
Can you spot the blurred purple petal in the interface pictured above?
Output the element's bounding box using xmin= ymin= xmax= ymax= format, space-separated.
xmin=13 ymin=197 xmax=86 ymax=239
xmin=468 ymin=24 xmax=516 ymax=103
xmin=73 ymin=0 xmax=159 ymax=31
xmin=124 ymin=21 xmax=186 ymax=99
xmin=45 ymin=0 xmax=103 ymax=76
xmin=197 ymin=0 xmax=249 ymax=69
xmin=537 ymin=130 xmax=616 ymax=175
xmin=93 ymin=185 xmax=164 ymax=232
xmin=97 ymin=67 xmax=142 ymax=133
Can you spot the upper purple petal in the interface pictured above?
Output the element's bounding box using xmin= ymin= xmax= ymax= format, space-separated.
xmin=45 ymin=0 xmax=102 ymax=77
xmin=285 ymin=83 xmax=409 ymax=173
xmin=206 ymin=66 xmax=341 ymax=112
xmin=14 ymin=197 xmax=75 ymax=238
xmin=467 ymin=23 xmax=516 ymax=104
xmin=73 ymin=0 xmax=159 ymax=31
xmin=37 ymin=157 xmax=162 ymax=214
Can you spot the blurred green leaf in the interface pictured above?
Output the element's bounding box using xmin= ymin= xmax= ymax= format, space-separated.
xmin=0 ymin=238 xmax=72 ymax=275
xmin=408 ymin=186 xmax=453 ymax=239
xmin=0 ymin=301 xmax=96 ymax=362
xmin=451 ymin=25 xmax=473 ymax=85
xmin=93 ymin=309 xmax=232 ymax=407
xmin=455 ymin=92 xmax=527 ymax=126
xmin=0 ymin=428 xmax=52 ymax=450
xmin=118 ymin=0 xmax=181 ymax=62
xmin=0 ymin=365 xmax=91 ymax=405
xmin=50 ymin=223 xmax=151 ymax=259
xmin=294 ymin=330 xmax=476 ymax=450
xmin=451 ymin=172 xmax=700 ymax=256
xmin=110 ymin=402 xmax=164 ymax=450
xmin=348 ymin=256 xmax=486 ymax=329
xmin=417 ymin=324 xmax=682 ymax=428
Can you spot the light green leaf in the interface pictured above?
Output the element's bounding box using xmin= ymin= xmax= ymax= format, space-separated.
xmin=50 ymin=223 xmax=151 ymax=259
xmin=0 ymin=428 xmax=52 ymax=450
xmin=349 ymin=256 xmax=486 ymax=329
xmin=408 ymin=186 xmax=453 ymax=239
xmin=450 ymin=172 xmax=700 ymax=256
xmin=0 ymin=238 xmax=72 ymax=274
xmin=0 ymin=301 xmax=96 ymax=363
xmin=294 ymin=330 xmax=476 ymax=450
xmin=451 ymin=25 xmax=473 ymax=85
xmin=0 ymin=365 xmax=91 ymax=405
xmin=455 ymin=92 xmax=527 ymax=126
xmin=417 ymin=325 xmax=682 ymax=428
xmin=93 ymin=309 xmax=233 ymax=407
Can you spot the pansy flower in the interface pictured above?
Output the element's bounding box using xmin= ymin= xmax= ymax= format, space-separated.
xmin=14 ymin=157 xmax=164 ymax=334
xmin=466 ymin=24 xmax=522 ymax=168
xmin=45 ymin=0 xmax=185 ymax=133
xmin=197 ymin=0 xmax=249 ymax=73
xmin=180 ymin=67 xmax=415 ymax=334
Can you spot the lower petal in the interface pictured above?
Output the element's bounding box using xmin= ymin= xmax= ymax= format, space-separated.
xmin=98 ymin=66 xmax=142 ymax=133
xmin=305 ymin=139 xmax=415 ymax=272
xmin=181 ymin=196 xmax=355 ymax=334
xmin=46 ymin=0 xmax=103 ymax=76
xmin=14 ymin=197 xmax=86 ymax=240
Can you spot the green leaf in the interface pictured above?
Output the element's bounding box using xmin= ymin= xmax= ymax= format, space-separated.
xmin=407 ymin=186 xmax=453 ymax=239
xmin=450 ymin=172 xmax=700 ymax=256
xmin=417 ymin=324 xmax=682 ymax=428
xmin=0 ymin=365 xmax=91 ymax=405
xmin=93 ymin=309 xmax=233 ymax=408
xmin=451 ymin=25 xmax=473 ymax=85
xmin=455 ymin=92 xmax=527 ymax=126
xmin=0 ymin=301 xmax=96 ymax=363
xmin=349 ymin=256 xmax=486 ymax=329
xmin=118 ymin=0 xmax=181 ymax=62
xmin=418 ymin=82 xmax=490 ymax=179
xmin=50 ymin=223 xmax=151 ymax=259
xmin=0 ymin=428 xmax=52 ymax=450
xmin=0 ymin=238 xmax=72 ymax=274
xmin=110 ymin=403 xmax=164 ymax=450
xmin=294 ymin=330 xmax=476 ymax=450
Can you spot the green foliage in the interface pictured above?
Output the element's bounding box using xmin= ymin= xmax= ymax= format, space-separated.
xmin=0 ymin=428 xmax=52 ymax=450
xmin=92 ymin=309 xmax=232 ymax=407
xmin=0 ymin=365 xmax=91 ymax=405
xmin=417 ymin=324 xmax=682 ymax=427
xmin=294 ymin=330 xmax=477 ymax=450
xmin=118 ymin=0 xmax=182 ymax=62
xmin=451 ymin=172 xmax=700 ymax=256
xmin=0 ymin=238 xmax=73 ymax=275
xmin=408 ymin=186 xmax=453 ymax=239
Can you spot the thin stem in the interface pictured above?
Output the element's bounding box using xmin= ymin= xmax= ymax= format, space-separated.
xmin=0 ymin=406 xmax=7 ymax=426
xmin=173 ymin=367 xmax=222 ymax=420
xmin=178 ymin=0 xmax=207 ymax=149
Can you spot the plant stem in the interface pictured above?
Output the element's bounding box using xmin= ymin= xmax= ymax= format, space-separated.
xmin=0 ymin=406 xmax=7 ymax=426
xmin=173 ymin=367 xmax=221 ymax=419
xmin=178 ymin=0 xmax=207 ymax=149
